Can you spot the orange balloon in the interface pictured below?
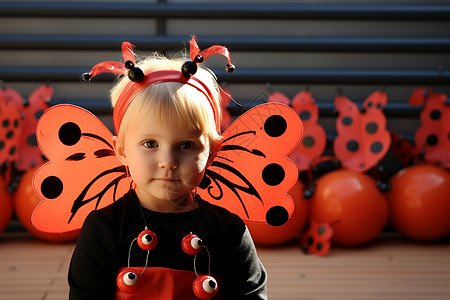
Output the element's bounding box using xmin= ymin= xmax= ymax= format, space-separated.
xmin=0 ymin=177 xmax=13 ymax=234
xmin=245 ymin=180 xmax=309 ymax=246
xmin=388 ymin=165 xmax=450 ymax=241
xmin=13 ymin=165 xmax=80 ymax=242
xmin=310 ymin=169 xmax=388 ymax=246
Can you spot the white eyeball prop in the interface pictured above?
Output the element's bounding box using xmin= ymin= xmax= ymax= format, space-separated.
xmin=181 ymin=233 xmax=203 ymax=255
xmin=193 ymin=275 xmax=218 ymax=299
xmin=137 ymin=229 xmax=158 ymax=251
xmin=116 ymin=268 xmax=142 ymax=294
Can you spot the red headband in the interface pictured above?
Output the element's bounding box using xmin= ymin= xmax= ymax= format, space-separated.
xmin=82 ymin=36 xmax=235 ymax=134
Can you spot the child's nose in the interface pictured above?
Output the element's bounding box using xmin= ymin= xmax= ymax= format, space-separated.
xmin=158 ymin=150 xmax=178 ymax=169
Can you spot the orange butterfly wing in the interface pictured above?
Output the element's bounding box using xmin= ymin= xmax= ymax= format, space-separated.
xmin=198 ymin=103 xmax=303 ymax=226
xmin=334 ymin=91 xmax=391 ymax=172
xmin=32 ymin=105 xmax=130 ymax=233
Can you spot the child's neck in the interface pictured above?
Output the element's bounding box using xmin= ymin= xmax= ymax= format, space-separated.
xmin=137 ymin=192 xmax=197 ymax=213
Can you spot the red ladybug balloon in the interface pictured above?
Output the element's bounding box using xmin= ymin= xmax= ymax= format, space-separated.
xmin=310 ymin=169 xmax=388 ymax=246
xmin=245 ymin=179 xmax=309 ymax=245
xmin=0 ymin=177 xmax=13 ymax=234
xmin=193 ymin=275 xmax=218 ymax=299
xmin=388 ymin=164 xmax=450 ymax=241
xmin=137 ymin=228 xmax=158 ymax=251
xmin=13 ymin=164 xmax=80 ymax=242
xmin=181 ymin=233 xmax=203 ymax=255
xmin=116 ymin=268 xmax=142 ymax=294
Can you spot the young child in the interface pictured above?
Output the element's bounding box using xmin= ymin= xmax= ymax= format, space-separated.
xmin=67 ymin=39 xmax=268 ymax=299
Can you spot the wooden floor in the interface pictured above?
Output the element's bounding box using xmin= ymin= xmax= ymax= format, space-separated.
xmin=1 ymin=232 xmax=449 ymax=300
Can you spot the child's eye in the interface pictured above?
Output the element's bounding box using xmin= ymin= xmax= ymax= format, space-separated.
xmin=180 ymin=141 xmax=196 ymax=150
xmin=144 ymin=140 xmax=158 ymax=148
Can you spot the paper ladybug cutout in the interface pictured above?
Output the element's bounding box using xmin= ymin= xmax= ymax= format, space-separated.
xmin=0 ymin=90 xmax=22 ymax=168
xmin=300 ymin=220 xmax=333 ymax=256
xmin=333 ymin=91 xmax=391 ymax=172
xmin=410 ymin=88 xmax=450 ymax=168
xmin=193 ymin=275 xmax=218 ymax=299
xmin=32 ymin=103 xmax=301 ymax=233
xmin=137 ymin=228 xmax=158 ymax=251
xmin=16 ymin=84 xmax=52 ymax=171
xmin=117 ymin=268 xmax=143 ymax=294
xmin=182 ymin=234 xmax=203 ymax=255
xmin=268 ymin=90 xmax=326 ymax=171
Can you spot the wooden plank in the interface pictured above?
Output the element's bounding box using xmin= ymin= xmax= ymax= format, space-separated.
xmin=1 ymin=232 xmax=449 ymax=299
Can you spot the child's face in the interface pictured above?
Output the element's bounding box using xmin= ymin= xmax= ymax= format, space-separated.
xmin=115 ymin=109 xmax=211 ymax=209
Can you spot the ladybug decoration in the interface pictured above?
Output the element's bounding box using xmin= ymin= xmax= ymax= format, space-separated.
xmin=268 ymin=90 xmax=326 ymax=171
xmin=334 ymin=90 xmax=391 ymax=172
xmin=388 ymin=164 xmax=450 ymax=241
xmin=309 ymin=169 xmax=389 ymax=247
xmin=0 ymin=84 xmax=51 ymax=192
xmin=410 ymin=88 xmax=450 ymax=167
xmin=0 ymin=87 xmax=22 ymax=181
xmin=300 ymin=220 xmax=333 ymax=257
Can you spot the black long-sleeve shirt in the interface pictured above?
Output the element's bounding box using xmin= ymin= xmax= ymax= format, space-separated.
xmin=68 ymin=190 xmax=267 ymax=299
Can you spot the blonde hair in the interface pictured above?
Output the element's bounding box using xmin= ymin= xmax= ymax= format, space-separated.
xmin=110 ymin=54 xmax=222 ymax=146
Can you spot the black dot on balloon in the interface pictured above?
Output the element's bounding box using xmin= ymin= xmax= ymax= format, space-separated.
xmin=299 ymin=110 xmax=311 ymax=121
xmin=264 ymin=115 xmax=287 ymax=138
xmin=14 ymin=119 xmax=19 ymax=128
xmin=365 ymin=122 xmax=378 ymax=134
xmin=427 ymin=135 xmax=438 ymax=146
xmin=342 ymin=116 xmax=352 ymax=126
xmin=307 ymin=236 xmax=314 ymax=246
xmin=41 ymin=176 xmax=63 ymax=199
xmin=59 ymin=122 xmax=82 ymax=146
xmin=346 ymin=140 xmax=359 ymax=152
xmin=262 ymin=163 xmax=285 ymax=186
xmin=27 ymin=134 xmax=38 ymax=147
xmin=266 ymin=206 xmax=289 ymax=226
xmin=0 ymin=141 xmax=4 ymax=150
xmin=2 ymin=119 xmax=9 ymax=128
xmin=367 ymin=102 xmax=373 ymax=108
xmin=430 ymin=109 xmax=441 ymax=120
xmin=371 ymin=142 xmax=383 ymax=153
xmin=303 ymin=136 xmax=315 ymax=148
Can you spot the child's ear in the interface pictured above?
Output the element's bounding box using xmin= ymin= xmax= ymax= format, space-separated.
xmin=111 ymin=136 xmax=127 ymax=165
xmin=206 ymin=140 xmax=222 ymax=167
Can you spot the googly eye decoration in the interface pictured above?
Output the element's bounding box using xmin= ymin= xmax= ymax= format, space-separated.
xmin=116 ymin=268 xmax=142 ymax=294
xmin=193 ymin=275 xmax=218 ymax=299
xmin=137 ymin=229 xmax=158 ymax=251
xmin=181 ymin=233 xmax=203 ymax=255
xmin=197 ymin=103 xmax=302 ymax=227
